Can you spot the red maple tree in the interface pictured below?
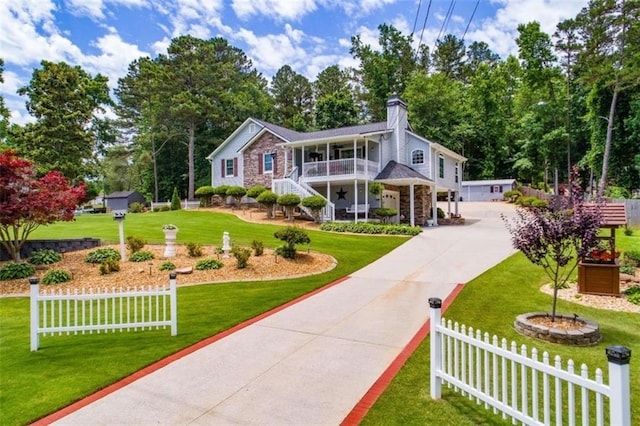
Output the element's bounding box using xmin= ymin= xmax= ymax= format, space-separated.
xmin=0 ymin=150 xmax=87 ymax=261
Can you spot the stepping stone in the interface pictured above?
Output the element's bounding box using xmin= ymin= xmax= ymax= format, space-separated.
xmin=175 ymin=267 xmax=193 ymax=274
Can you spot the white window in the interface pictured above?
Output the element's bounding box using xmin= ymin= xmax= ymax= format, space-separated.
xmin=263 ymin=153 xmax=274 ymax=173
xmin=439 ymin=155 xmax=445 ymax=179
xmin=412 ymin=149 xmax=424 ymax=165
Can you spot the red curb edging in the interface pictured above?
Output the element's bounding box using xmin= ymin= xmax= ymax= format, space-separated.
xmin=340 ymin=283 xmax=465 ymax=426
xmin=32 ymin=275 xmax=350 ymax=426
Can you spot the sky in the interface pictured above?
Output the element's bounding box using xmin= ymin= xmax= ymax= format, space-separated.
xmin=1 ymin=0 xmax=589 ymax=126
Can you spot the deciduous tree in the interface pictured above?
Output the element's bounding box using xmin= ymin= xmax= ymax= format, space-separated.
xmin=0 ymin=150 xmax=86 ymax=261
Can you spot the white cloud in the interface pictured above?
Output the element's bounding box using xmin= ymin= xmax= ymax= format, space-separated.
xmin=469 ymin=0 xmax=587 ymax=58
xmin=67 ymin=0 xmax=105 ymax=20
xmin=231 ymin=0 xmax=317 ymax=21
xmin=235 ymin=27 xmax=308 ymax=73
xmin=359 ymin=0 xmax=395 ymax=14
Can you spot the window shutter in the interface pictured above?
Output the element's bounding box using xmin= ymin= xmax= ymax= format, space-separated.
xmin=490 ymin=186 xmax=494 ymax=193
xmin=221 ymin=159 xmax=225 ymax=178
xmin=233 ymin=157 xmax=238 ymax=176
xmin=499 ymin=185 xmax=503 ymax=192
xmin=258 ymin=154 xmax=263 ymax=174
xmin=273 ymin=153 xmax=278 ymax=174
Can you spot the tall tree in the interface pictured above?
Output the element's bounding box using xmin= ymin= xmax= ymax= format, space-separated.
xmin=271 ymin=65 xmax=313 ymax=130
xmin=0 ymin=59 xmax=10 ymax=147
xmin=16 ymin=61 xmax=112 ymax=181
xmin=350 ymin=24 xmax=417 ymax=120
xmin=313 ymin=65 xmax=359 ymax=129
xmin=576 ymin=0 xmax=640 ymax=195
xmin=432 ymin=34 xmax=467 ymax=79
xmin=0 ymin=150 xmax=86 ymax=261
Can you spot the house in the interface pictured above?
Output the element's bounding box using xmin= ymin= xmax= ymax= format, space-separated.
xmin=461 ymin=179 xmax=517 ymax=202
xmin=104 ymin=191 xmax=146 ymax=212
xmin=206 ymin=95 xmax=467 ymax=226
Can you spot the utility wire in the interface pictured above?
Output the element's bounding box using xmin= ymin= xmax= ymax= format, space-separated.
xmin=412 ymin=0 xmax=423 ymax=35
xmin=418 ymin=0 xmax=433 ymax=47
xmin=436 ymin=0 xmax=456 ymax=44
xmin=461 ymin=0 xmax=480 ymax=42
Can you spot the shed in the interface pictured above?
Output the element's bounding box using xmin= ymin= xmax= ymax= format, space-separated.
xmin=461 ymin=179 xmax=517 ymax=202
xmin=105 ymin=191 xmax=146 ymax=212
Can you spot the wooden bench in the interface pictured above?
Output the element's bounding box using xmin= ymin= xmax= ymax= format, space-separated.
xmin=346 ymin=204 xmax=370 ymax=215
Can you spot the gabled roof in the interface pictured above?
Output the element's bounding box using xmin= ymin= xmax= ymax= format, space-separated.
xmin=105 ymin=191 xmax=141 ymax=199
xmin=584 ymin=203 xmax=627 ymax=227
xmin=253 ymin=119 xmax=390 ymax=144
xmin=375 ymin=160 xmax=433 ymax=186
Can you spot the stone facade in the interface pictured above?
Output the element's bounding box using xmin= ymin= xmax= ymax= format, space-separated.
xmin=396 ymin=184 xmax=432 ymax=226
xmin=243 ymin=133 xmax=285 ymax=189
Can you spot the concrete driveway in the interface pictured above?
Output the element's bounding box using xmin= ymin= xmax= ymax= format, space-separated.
xmin=49 ymin=202 xmax=517 ymax=426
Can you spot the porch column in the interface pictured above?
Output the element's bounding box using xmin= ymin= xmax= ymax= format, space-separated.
xmin=284 ymin=149 xmax=289 ymax=177
xmin=455 ymin=191 xmax=459 ymax=216
xmin=431 ymin=186 xmax=438 ymax=226
xmin=301 ymin=145 xmax=305 ymax=178
xmin=447 ymin=190 xmax=451 ymax=216
xmin=364 ymin=179 xmax=369 ymax=221
xmin=410 ymin=183 xmax=415 ymax=227
xmin=354 ymin=179 xmax=359 ymax=223
xmin=326 ymin=142 xmax=330 ymax=177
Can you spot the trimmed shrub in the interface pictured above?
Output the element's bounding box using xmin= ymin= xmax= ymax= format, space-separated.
xmin=153 ymin=205 xmax=171 ymax=212
xmin=0 ymin=262 xmax=35 ymax=281
xmin=301 ymin=195 xmax=328 ymax=223
xmin=232 ymin=246 xmax=251 ymax=269
xmin=195 ymin=185 xmax=215 ymax=206
xmin=85 ymin=248 xmax=121 ymax=264
xmin=213 ymin=185 xmax=230 ymax=205
xmin=126 ymin=236 xmax=146 ymax=254
xmin=170 ymin=187 xmax=181 ymax=210
xmin=195 ymin=258 xmax=224 ymax=270
xmin=319 ymin=222 xmax=422 ymax=236
xmin=99 ymin=258 xmax=120 ymax=275
xmin=28 ymin=249 xmax=62 ymax=265
xmin=251 ymin=240 xmax=264 ymax=256
xmin=437 ymin=207 xmax=446 ymax=219
xmin=246 ymin=185 xmax=267 ymax=199
xmin=128 ymin=202 xmax=144 ymax=213
xmin=274 ymin=226 xmax=310 ymax=259
xmin=226 ymin=186 xmax=247 ymax=208
xmin=373 ymin=207 xmax=398 ymax=224
xmin=277 ymin=193 xmax=301 ymax=221
xmin=503 ymin=190 xmax=522 ymax=203
xmin=256 ymin=190 xmax=278 ymax=218
xmin=129 ymin=251 xmax=155 ymax=262
xmin=42 ymin=269 xmax=71 ymax=285
xmin=159 ymin=262 xmax=176 ymax=271
xmin=186 ymin=242 xmax=204 ymax=258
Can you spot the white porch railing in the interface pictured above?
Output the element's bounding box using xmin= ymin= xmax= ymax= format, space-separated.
xmin=302 ymin=158 xmax=377 ymax=180
xmin=429 ymin=298 xmax=631 ymax=426
xmin=272 ymin=178 xmax=335 ymax=222
xmin=30 ymin=273 xmax=178 ymax=351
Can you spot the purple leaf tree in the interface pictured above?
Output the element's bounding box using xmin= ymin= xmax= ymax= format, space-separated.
xmin=502 ymin=167 xmax=601 ymax=321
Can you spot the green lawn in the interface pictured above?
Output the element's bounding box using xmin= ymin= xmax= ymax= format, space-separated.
xmin=0 ymin=209 xmax=409 ymax=426
xmin=362 ymin=228 xmax=640 ymax=425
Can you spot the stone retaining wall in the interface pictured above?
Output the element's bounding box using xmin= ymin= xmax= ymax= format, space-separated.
xmin=1 ymin=238 xmax=102 ymax=261
xmin=514 ymin=312 xmax=601 ymax=346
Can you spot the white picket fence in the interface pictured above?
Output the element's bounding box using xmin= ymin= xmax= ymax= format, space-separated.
xmin=151 ymin=199 xmax=201 ymax=210
xmin=428 ymin=298 xmax=631 ymax=426
xmin=30 ymin=273 xmax=178 ymax=351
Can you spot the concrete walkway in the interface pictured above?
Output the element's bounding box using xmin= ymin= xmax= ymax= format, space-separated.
xmin=50 ymin=202 xmax=517 ymax=425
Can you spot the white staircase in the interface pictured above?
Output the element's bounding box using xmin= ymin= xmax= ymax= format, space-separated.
xmin=272 ymin=178 xmax=335 ymax=222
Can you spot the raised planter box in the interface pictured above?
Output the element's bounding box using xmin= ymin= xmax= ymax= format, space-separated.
xmin=577 ymin=261 xmax=620 ymax=296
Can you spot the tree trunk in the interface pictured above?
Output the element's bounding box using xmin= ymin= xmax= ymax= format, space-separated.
xmin=598 ymin=83 xmax=619 ymax=197
xmin=188 ymin=123 xmax=195 ymax=201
